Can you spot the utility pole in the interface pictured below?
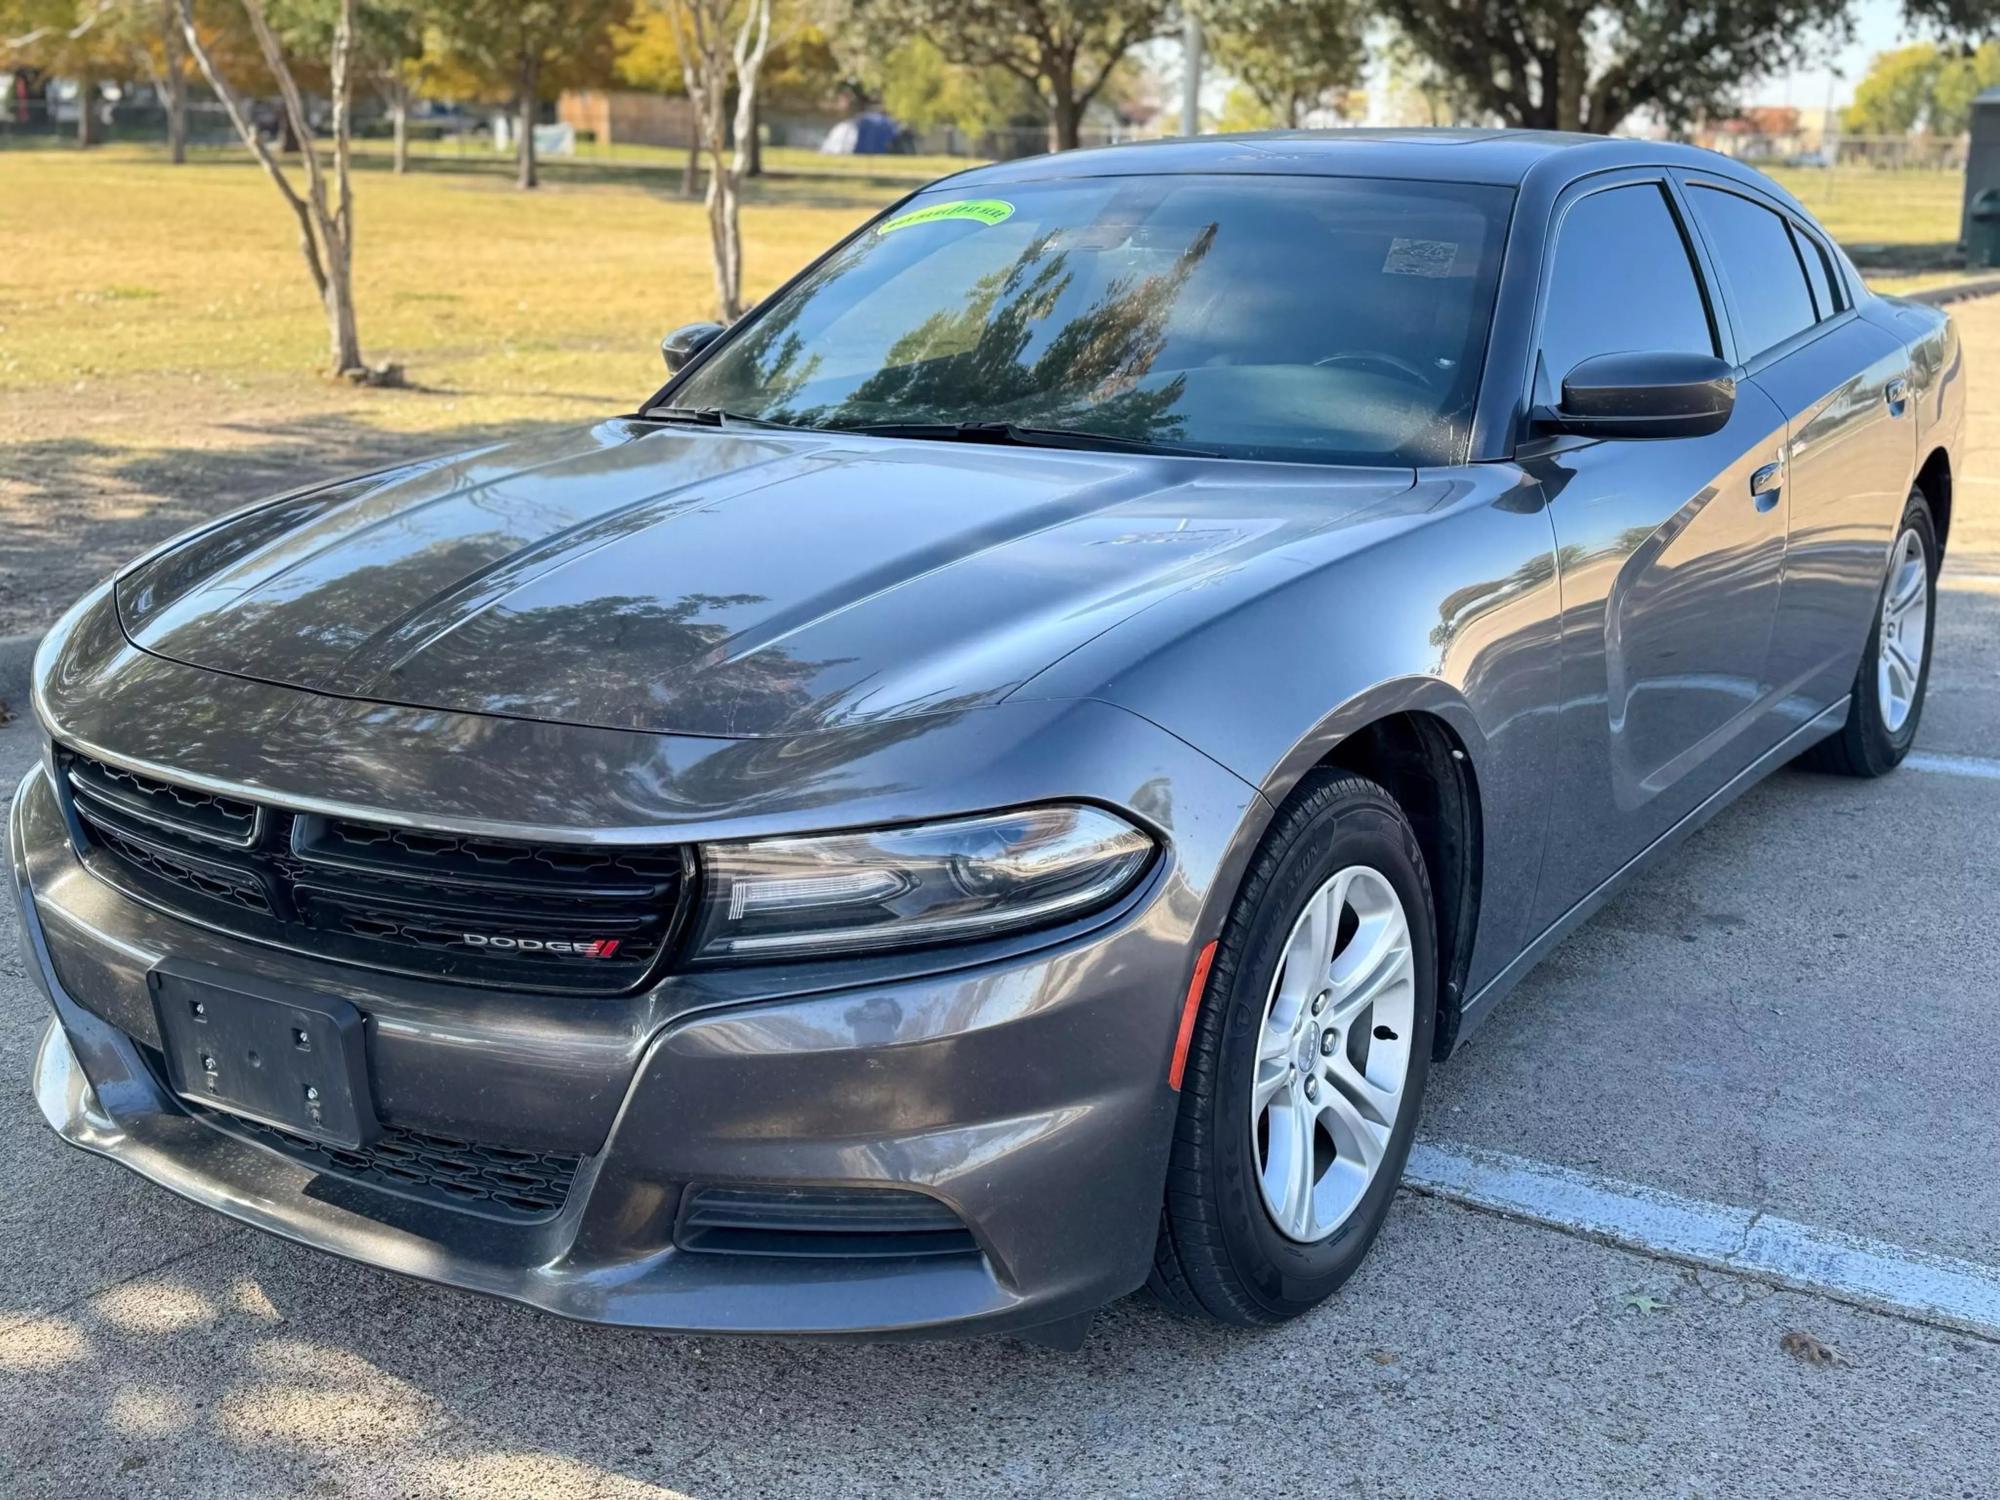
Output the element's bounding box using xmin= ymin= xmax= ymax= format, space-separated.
xmin=1180 ymin=9 xmax=1202 ymax=138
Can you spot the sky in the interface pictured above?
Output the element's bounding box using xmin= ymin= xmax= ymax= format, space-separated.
xmin=1746 ymin=0 xmax=1929 ymax=108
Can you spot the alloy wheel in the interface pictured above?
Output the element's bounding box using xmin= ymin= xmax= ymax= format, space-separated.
xmin=1250 ymin=865 xmax=1417 ymax=1243
xmin=1877 ymin=526 xmax=1930 ymax=734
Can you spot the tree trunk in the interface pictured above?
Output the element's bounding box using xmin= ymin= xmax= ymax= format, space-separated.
xmin=746 ymin=95 xmax=761 ymax=177
xmin=1047 ymin=78 xmax=1082 ymax=152
xmin=323 ymin=234 xmax=364 ymax=375
xmin=708 ymin=159 xmax=740 ymax=320
xmin=173 ymin=0 xmax=372 ymax=381
xmin=392 ymin=96 xmax=408 ymax=173
xmin=76 ymin=75 xmax=97 ymax=148
xmin=161 ymin=4 xmax=188 ymax=163
xmin=1553 ymin=30 xmax=1586 ymax=132
xmin=683 ymin=133 xmax=701 ymax=198
xmin=323 ymin=0 xmax=364 ymax=376
xmin=516 ymin=54 xmax=539 ymax=190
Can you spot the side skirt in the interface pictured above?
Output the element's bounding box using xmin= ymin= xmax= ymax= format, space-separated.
xmin=1450 ymin=695 xmax=1850 ymax=1051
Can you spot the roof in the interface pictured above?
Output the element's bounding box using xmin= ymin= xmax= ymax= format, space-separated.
xmin=949 ymin=128 xmax=1755 ymax=192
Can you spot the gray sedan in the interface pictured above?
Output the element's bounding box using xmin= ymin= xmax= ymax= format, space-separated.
xmin=11 ymin=130 xmax=1963 ymax=1347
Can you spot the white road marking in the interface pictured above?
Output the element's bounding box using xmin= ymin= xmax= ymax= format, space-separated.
xmin=1904 ymin=750 xmax=2000 ymax=780
xmin=1406 ymin=1142 xmax=2000 ymax=1340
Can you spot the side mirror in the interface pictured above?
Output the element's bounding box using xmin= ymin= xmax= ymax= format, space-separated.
xmin=660 ymin=321 xmax=726 ymax=374
xmin=1535 ymin=351 xmax=1736 ymax=440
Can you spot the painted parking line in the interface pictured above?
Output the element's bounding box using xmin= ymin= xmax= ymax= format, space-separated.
xmin=1406 ymin=1142 xmax=2000 ymax=1341
xmin=1904 ymin=750 xmax=2000 ymax=781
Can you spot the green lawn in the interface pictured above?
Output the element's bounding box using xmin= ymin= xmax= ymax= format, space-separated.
xmin=1763 ymin=165 xmax=1961 ymax=250
xmin=0 ymin=143 xmax=907 ymax=432
xmin=0 ymin=146 xmax=1972 ymax=439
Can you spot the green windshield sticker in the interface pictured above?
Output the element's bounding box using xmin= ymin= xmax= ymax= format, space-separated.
xmin=877 ymin=198 xmax=1016 ymax=235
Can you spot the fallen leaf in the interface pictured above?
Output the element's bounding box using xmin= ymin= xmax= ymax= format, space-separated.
xmin=1367 ymin=1349 xmax=1397 ymax=1366
xmin=1617 ymin=1293 xmax=1672 ymax=1315
xmin=1780 ymin=1330 xmax=1849 ymax=1368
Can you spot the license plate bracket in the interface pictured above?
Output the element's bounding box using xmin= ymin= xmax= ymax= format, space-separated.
xmin=150 ymin=964 xmax=377 ymax=1150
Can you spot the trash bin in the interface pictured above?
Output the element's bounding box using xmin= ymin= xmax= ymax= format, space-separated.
xmin=1970 ymin=188 xmax=2000 ymax=269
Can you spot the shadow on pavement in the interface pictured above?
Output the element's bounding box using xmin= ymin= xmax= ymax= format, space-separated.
xmin=0 ymin=411 xmax=591 ymax=638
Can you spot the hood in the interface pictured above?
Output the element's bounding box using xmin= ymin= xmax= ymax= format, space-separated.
xmin=117 ymin=419 xmax=1414 ymax=738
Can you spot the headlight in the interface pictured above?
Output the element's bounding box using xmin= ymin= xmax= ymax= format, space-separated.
xmin=690 ymin=805 xmax=1155 ymax=961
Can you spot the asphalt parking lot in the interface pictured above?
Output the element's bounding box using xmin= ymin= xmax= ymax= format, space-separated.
xmin=3 ymin=301 xmax=1998 ymax=1499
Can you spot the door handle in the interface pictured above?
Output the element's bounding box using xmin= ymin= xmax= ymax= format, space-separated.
xmin=1750 ymin=457 xmax=1784 ymax=510
xmin=1885 ymin=376 xmax=1910 ymax=415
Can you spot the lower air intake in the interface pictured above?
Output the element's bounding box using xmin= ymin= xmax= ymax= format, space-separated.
xmin=676 ymin=1184 xmax=979 ymax=1259
xmin=183 ymin=1100 xmax=584 ymax=1224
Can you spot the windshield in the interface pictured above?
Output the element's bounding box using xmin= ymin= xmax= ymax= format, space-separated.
xmin=672 ymin=174 xmax=1514 ymax=466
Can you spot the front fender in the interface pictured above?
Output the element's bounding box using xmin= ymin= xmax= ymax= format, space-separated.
xmin=1013 ymin=464 xmax=1563 ymax=997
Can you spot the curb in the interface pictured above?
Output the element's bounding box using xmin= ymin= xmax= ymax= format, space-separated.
xmin=1905 ymin=275 xmax=2000 ymax=307
xmin=0 ymin=632 xmax=40 ymax=716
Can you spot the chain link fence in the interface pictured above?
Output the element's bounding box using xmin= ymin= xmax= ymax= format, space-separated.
xmin=2 ymin=88 xmax=1973 ymax=178
xmin=1 ymin=85 xmax=1152 ymax=164
xmin=1696 ymin=131 xmax=1967 ymax=173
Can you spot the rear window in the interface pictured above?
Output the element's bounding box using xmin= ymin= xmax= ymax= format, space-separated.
xmin=674 ymin=174 xmax=1516 ymax=466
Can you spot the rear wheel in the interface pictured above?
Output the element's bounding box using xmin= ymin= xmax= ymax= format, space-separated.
xmin=1149 ymin=772 xmax=1436 ymax=1326
xmin=1800 ymin=489 xmax=1938 ymax=777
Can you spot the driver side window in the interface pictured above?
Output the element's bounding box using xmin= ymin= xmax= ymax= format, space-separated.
xmin=1539 ymin=184 xmax=1718 ymax=402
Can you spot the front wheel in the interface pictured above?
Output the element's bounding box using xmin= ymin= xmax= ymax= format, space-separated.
xmin=1149 ymin=772 xmax=1436 ymax=1326
xmin=1800 ymin=488 xmax=1938 ymax=777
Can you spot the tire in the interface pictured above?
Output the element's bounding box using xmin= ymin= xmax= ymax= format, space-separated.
xmin=1799 ymin=488 xmax=1939 ymax=778
xmin=1149 ymin=771 xmax=1437 ymax=1326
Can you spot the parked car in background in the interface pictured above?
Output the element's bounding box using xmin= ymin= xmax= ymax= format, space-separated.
xmin=12 ymin=131 xmax=1961 ymax=1347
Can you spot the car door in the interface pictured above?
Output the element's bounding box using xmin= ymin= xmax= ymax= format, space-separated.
xmin=1523 ymin=173 xmax=1793 ymax=930
xmin=1676 ymin=176 xmax=1918 ymax=719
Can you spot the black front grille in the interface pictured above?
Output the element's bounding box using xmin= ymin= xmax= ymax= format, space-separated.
xmin=183 ymin=1100 xmax=583 ymax=1223
xmin=60 ymin=750 xmax=688 ymax=994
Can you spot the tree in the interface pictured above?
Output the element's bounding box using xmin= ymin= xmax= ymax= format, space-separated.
xmin=610 ymin=2 xmax=701 ymax=194
xmin=1845 ymin=44 xmax=1941 ymax=136
xmin=1 ymin=0 xmax=143 ymax=146
xmin=871 ymin=35 xmax=1032 ymax=136
xmin=1933 ymin=41 xmax=2000 ymax=135
xmin=422 ymin=0 xmax=628 ymax=188
xmin=1901 ymin=0 xmax=1999 ymax=32
xmin=835 ymin=0 xmax=1171 ymax=151
xmin=1202 ymin=0 xmax=1365 ymax=129
xmin=275 ymin=0 xmax=427 ymax=171
xmin=1841 ymin=39 xmax=2000 ymax=137
xmin=1377 ymin=1 xmax=1855 ymax=135
xmin=659 ymin=0 xmax=773 ymax=320
xmin=172 ymin=0 xmax=381 ymax=378
xmin=616 ymin=0 xmax=827 ymax=193
xmin=103 ymin=1 xmax=193 ymax=161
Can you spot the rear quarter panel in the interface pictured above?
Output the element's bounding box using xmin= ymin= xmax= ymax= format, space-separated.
xmin=1867 ymin=297 xmax=1968 ymax=511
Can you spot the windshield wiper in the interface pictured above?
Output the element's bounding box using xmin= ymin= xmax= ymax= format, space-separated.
xmin=638 ymin=404 xmax=805 ymax=431
xmin=834 ymin=421 xmax=1219 ymax=459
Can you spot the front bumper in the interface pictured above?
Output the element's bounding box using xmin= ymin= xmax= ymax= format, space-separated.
xmin=12 ymin=686 xmax=1259 ymax=1339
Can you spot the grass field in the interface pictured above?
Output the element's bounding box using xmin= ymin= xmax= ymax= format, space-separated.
xmin=0 ymin=144 xmax=912 ymax=432
xmin=0 ymin=147 xmax=1969 ymax=426
xmin=1766 ymin=164 xmax=1961 ymax=247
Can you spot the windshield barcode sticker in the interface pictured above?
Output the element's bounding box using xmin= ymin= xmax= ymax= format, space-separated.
xmin=878 ymin=199 xmax=1017 ymax=235
xmin=1383 ymin=238 xmax=1459 ymax=277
